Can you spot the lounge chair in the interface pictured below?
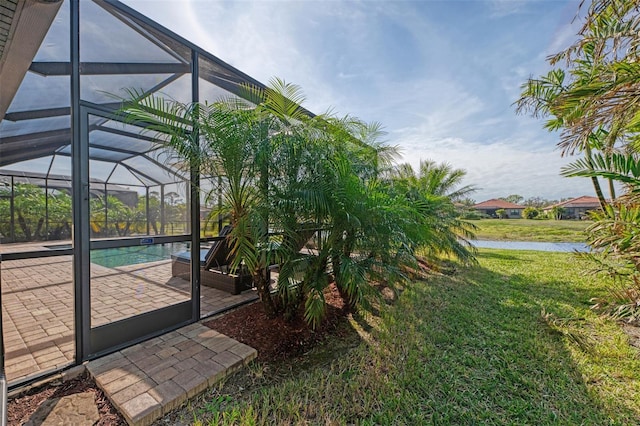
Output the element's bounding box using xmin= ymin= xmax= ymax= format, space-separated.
xmin=171 ymin=225 xmax=253 ymax=295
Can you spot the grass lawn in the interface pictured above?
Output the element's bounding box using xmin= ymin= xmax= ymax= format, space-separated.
xmin=185 ymin=249 xmax=640 ymax=425
xmin=471 ymin=218 xmax=591 ymax=242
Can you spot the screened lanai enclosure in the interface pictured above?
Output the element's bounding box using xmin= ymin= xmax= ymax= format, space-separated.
xmin=0 ymin=0 xmax=263 ymax=388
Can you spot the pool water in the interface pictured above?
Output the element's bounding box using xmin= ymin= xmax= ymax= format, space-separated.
xmin=91 ymin=243 xmax=188 ymax=268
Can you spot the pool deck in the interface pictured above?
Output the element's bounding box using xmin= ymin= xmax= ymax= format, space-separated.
xmin=0 ymin=242 xmax=258 ymax=386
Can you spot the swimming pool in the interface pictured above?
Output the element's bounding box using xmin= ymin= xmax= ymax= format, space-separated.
xmin=90 ymin=243 xmax=188 ymax=268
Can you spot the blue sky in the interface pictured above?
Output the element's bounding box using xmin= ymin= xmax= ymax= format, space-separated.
xmin=124 ymin=0 xmax=589 ymax=202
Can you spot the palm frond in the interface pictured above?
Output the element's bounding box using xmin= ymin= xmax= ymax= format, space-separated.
xmin=561 ymin=152 xmax=640 ymax=191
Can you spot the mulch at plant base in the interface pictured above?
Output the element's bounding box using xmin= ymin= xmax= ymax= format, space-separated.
xmin=7 ymin=372 xmax=125 ymax=426
xmin=203 ymin=283 xmax=351 ymax=363
xmin=7 ymin=284 xmax=351 ymax=425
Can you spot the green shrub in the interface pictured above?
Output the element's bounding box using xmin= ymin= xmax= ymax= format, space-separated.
xmin=460 ymin=210 xmax=489 ymax=220
xmin=522 ymin=207 xmax=540 ymax=219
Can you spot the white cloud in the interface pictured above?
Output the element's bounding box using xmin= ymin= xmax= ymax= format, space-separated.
xmin=488 ymin=0 xmax=527 ymax=18
xmin=126 ymin=1 xmax=335 ymax=103
xmin=395 ymin=134 xmax=595 ymax=201
xmin=546 ymin=18 xmax=580 ymax=55
xmin=354 ymin=77 xmax=485 ymax=137
xmin=122 ymin=0 xmax=593 ymax=201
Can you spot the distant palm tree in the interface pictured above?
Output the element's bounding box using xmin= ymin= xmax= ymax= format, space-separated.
xmin=393 ymin=160 xmax=476 ymax=201
xmin=389 ymin=159 xmax=477 ymax=265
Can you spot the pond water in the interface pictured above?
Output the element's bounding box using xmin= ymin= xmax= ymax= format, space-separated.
xmin=470 ymin=240 xmax=589 ymax=253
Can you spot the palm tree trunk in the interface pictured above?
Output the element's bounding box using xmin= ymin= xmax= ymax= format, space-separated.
xmin=17 ymin=214 xmax=31 ymax=241
xmin=331 ymin=253 xmax=350 ymax=302
xmin=586 ymin=145 xmax=608 ymax=209
xmin=591 ymin=176 xmax=607 ymax=209
xmin=608 ymin=177 xmax=616 ymax=200
xmin=35 ymin=218 xmax=44 ymax=240
xmin=254 ymin=268 xmax=277 ymax=317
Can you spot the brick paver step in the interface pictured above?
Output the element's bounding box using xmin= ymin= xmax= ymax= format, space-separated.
xmin=87 ymin=323 xmax=256 ymax=426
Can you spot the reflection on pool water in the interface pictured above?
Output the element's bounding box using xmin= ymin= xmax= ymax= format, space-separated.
xmin=470 ymin=240 xmax=589 ymax=253
xmin=91 ymin=243 xmax=188 ymax=268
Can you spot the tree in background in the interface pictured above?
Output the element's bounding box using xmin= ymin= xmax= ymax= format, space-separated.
xmin=47 ymin=189 xmax=72 ymax=240
xmin=10 ymin=184 xmax=48 ymax=241
xmin=460 ymin=197 xmax=476 ymax=207
xmin=135 ymin=192 xmax=161 ymax=235
xmin=164 ymin=192 xmax=186 ymax=234
xmin=551 ymin=206 xmax=565 ymax=220
xmin=0 ymin=184 xmax=72 ymax=242
xmin=502 ymin=194 xmax=524 ymax=205
xmin=495 ymin=209 xmax=506 ymax=219
xmin=523 ymin=197 xmax=549 ymax=208
xmin=90 ymin=195 xmax=143 ymax=237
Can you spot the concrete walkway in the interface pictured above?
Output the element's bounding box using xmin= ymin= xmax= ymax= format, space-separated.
xmin=87 ymin=322 xmax=257 ymax=426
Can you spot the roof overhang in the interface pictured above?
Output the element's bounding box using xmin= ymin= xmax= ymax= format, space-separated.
xmin=0 ymin=0 xmax=63 ymax=120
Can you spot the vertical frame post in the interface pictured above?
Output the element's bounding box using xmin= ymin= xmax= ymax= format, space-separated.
xmin=190 ymin=49 xmax=201 ymax=321
xmin=71 ymin=0 xmax=90 ymax=361
xmin=217 ymin=176 xmax=222 ymax=233
xmin=145 ymin=187 xmax=150 ymax=235
xmin=104 ymin=183 xmax=108 ymax=235
xmin=8 ymin=177 xmax=14 ymax=243
xmin=44 ymin=178 xmax=49 ymax=240
xmin=160 ymin=184 xmax=165 ymax=234
xmin=45 ymin=156 xmax=55 ymax=240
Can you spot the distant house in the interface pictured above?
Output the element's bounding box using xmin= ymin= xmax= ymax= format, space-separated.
xmin=473 ymin=199 xmax=524 ymax=218
xmin=543 ymin=196 xmax=601 ymax=219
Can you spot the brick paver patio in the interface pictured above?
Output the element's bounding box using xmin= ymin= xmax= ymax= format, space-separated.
xmin=0 ymin=254 xmax=257 ymax=385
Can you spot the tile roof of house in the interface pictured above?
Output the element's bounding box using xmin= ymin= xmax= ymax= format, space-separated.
xmin=544 ymin=196 xmax=601 ymax=210
xmin=473 ymin=199 xmax=524 ymax=209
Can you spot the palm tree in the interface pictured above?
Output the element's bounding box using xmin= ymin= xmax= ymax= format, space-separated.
xmin=561 ymin=151 xmax=640 ymax=200
xmin=517 ymin=0 xmax=640 ymax=208
xmin=518 ymin=0 xmax=640 ymax=318
xmin=547 ymin=0 xmax=640 ymax=146
xmin=393 ymin=160 xmax=476 ymax=201
xmin=119 ymin=80 xmax=352 ymax=321
xmin=516 ymin=66 xmax=612 ymax=208
xmin=288 ymin=140 xmax=418 ymax=324
xmin=388 ymin=159 xmax=477 ymax=265
xmin=120 ymin=79 xmax=474 ymax=329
